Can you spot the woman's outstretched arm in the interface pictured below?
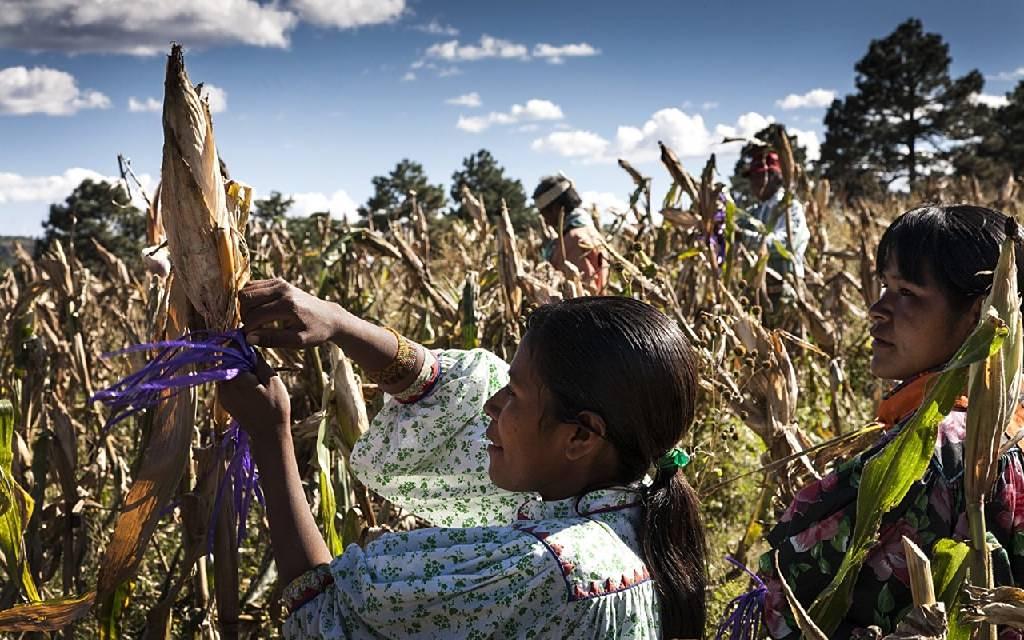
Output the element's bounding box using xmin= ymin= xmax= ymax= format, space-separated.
xmin=238 ymin=277 xmax=424 ymax=395
xmin=218 ymin=359 xmax=331 ymax=588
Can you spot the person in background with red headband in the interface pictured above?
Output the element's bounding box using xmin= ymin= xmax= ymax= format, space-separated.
xmin=738 ymin=148 xmax=810 ymax=311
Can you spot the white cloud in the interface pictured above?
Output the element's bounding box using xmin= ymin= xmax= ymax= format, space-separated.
xmin=437 ymin=66 xmax=461 ymax=77
xmin=128 ymin=96 xmax=160 ymax=112
xmin=531 ymin=108 xmax=801 ymax=166
xmin=776 ymin=88 xmax=836 ymax=110
xmin=970 ymin=92 xmax=1010 ymax=108
xmin=530 ymin=130 xmax=610 ymax=158
xmin=702 ymin=101 xmax=719 ymax=111
xmin=789 ymin=127 xmax=822 ymax=162
xmin=426 ymin=35 xmax=529 ymax=62
xmin=457 ymin=99 xmax=563 ymax=133
xmin=532 ymin=42 xmax=599 ymax=64
xmin=200 ymin=84 xmax=227 ymax=113
xmin=0 ymin=168 xmax=153 ymax=206
xmin=715 ymin=111 xmax=776 ymax=142
xmin=401 ymin=71 xmax=416 ymax=82
xmin=616 ymin=109 xmax=721 ymax=161
xmin=579 ymin=190 xmax=628 ymax=214
xmin=517 ymin=123 xmax=540 ymax=132
xmin=0 ymin=66 xmax=110 ymax=115
xmin=412 ymin=19 xmax=458 ymax=36
xmin=289 ymin=0 xmax=404 ymax=28
xmin=288 ymin=190 xmax=357 ymax=220
xmin=0 ymin=0 xmax=403 ymax=55
xmin=446 ymin=92 xmax=481 ymax=107
xmin=990 ymin=67 xmax=1024 ymax=82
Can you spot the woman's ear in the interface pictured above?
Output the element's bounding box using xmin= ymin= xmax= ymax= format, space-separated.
xmin=970 ymin=295 xmax=985 ymax=326
xmin=563 ymin=410 xmax=607 ymax=462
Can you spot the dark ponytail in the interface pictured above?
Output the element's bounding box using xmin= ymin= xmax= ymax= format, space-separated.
xmin=643 ymin=469 xmax=708 ymax=638
xmin=525 ymin=296 xmax=708 ymax=639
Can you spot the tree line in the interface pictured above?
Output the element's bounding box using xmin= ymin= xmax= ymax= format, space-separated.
xmin=25 ymin=17 xmax=1024 ymax=271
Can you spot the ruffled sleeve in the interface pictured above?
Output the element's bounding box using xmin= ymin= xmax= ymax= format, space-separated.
xmin=282 ymin=527 xmax=565 ymax=639
xmin=349 ymin=348 xmax=528 ymax=527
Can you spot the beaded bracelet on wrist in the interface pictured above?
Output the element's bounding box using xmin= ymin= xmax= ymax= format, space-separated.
xmin=366 ymin=327 xmax=417 ymax=386
xmin=282 ymin=563 xmax=334 ymax=616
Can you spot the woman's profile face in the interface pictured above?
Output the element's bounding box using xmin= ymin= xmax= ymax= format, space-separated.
xmin=481 ymin=340 xmax=575 ymax=497
xmin=869 ymin=255 xmax=979 ymax=381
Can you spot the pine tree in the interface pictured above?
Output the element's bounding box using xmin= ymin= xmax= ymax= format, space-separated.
xmin=358 ymin=159 xmax=446 ymax=228
xmin=953 ymin=80 xmax=1024 ymax=183
xmin=819 ymin=18 xmax=983 ymax=191
xmin=36 ymin=178 xmax=145 ymax=271
xmin=449 ymin=150 xmax=531 ymax=230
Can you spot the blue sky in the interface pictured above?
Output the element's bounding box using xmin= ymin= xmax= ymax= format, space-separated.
xmin=1 ymin=0 xmax=1023 ymax=237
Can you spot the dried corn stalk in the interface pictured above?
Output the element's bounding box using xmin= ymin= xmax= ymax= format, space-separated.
xmin=161 ymin=44 xmax=249 ymax=330
xmin=964 ymin=218 xmax=1022 ymax=640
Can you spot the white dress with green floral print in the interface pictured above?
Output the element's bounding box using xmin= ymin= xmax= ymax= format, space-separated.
xmin=283 ymin=349 xmax=662 ymax=639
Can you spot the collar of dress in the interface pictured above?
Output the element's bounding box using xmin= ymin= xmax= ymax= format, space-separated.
xmin=515 ymin=485 xmax=642 ymax=521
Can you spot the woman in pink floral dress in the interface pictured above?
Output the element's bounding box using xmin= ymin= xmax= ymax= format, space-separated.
xmin=761 ymin=204 xmax=1024 ymax=639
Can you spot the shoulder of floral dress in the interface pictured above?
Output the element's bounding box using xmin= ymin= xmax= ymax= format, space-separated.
xmin=435 ymin=347 xmax=510 ymax=376
xmin=513 ymin=516 xmax=651 ymax=602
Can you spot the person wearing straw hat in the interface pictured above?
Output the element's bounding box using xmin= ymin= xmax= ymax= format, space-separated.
xmin=533 ymin=172 xmax=609 ymax=294
xmin=738 ymin=148 xmax=810 ymax=307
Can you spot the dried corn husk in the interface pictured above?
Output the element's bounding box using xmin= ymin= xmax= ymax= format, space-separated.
xmin=964 ymin=219 xmax=1022 ymax=640
xmin=962 ymin=584 xmax=1024 ymax=628
xmin=161 ymin=44 xmax=249 ymax=330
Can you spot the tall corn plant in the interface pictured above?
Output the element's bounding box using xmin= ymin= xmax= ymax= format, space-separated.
xmin=963 ymin=218 xmax=1022 ymax=640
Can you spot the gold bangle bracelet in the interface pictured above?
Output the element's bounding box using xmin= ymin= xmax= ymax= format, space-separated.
xmin=367 ymin=327 xmax=418 ymax=386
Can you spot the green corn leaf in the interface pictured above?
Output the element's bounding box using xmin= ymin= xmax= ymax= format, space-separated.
xmin=340 ymin=507 xmax=362 ymax=549
xmin=0 ymin=400 xmax=39 ymax=603
xmin=809 ymin=315 xmax=1004 ymax=633
xmin=97 ymin=580 xmax=133 ymax=640
xmin=675 ymin=247 xmax=701 ymax=262
xmin=772 ymin=239 xmax=794 ymax=262
xmin=662 ymin=182 xmax=679 ymax=210
xmin=316 ymin=411 xmax=344 ymax=557
xmin=931 ymin=538 xmax=969 ymax=609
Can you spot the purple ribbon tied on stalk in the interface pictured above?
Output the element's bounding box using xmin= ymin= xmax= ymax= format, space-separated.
xmin=208 ymin=420 xmax=265 ymax=552
xmin=713 ymin=555 xmax=767 ymax=640
xmin=90 ymin=329 xmax=265 ymax=552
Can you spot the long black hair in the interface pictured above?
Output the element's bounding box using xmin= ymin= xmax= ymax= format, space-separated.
xmin=876 ymin=204 xmax=1024 ymax=311
xmin=524 ymin=296 xmax=707 ymax=639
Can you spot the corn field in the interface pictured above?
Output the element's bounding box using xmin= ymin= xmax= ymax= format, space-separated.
xmin=2 ymin=48 xmax=1024 ymax=639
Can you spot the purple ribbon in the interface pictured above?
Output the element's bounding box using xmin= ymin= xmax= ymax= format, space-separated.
xmin=713 ymin=555 xmax=767 ymax=640
xmin=91 ymin=329 xmax=265 ymax=553
xmin=90 ymin=330 xmax=256 ymax=430
xmin=208 ymin=420 xmax=265 ymax=553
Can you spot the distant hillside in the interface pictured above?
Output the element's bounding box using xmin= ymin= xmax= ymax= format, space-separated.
xmin=0 ymin=236 xmax=36 ymax=268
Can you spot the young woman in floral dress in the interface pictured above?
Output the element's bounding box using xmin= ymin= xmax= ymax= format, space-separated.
xmin=218 ymin=284 xmax=708 ymax=639
xmin=761 ymin=204 xmax=1024 ymax=639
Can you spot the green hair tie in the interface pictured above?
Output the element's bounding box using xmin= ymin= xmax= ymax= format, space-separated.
xmin=657 ymin=447 xmax=690 ymax=471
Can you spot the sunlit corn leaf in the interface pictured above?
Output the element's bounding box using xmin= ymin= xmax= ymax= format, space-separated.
xmin=0 ymin=399 xmax=40 ymax=602
xmin=0 ymin=591 xmax=96 ymax=632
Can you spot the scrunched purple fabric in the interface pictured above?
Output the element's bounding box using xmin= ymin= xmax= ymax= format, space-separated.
xmin=91 ymin=329 xmax=264 ymax=551
xmin=714 ymin=555 xmax=767 ymax=640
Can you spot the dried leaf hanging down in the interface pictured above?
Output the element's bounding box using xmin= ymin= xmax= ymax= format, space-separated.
xmin=962 ymin=584 xmax=1024 ymax=628
xmin=161 ymin=43 xmax=249 ymax=330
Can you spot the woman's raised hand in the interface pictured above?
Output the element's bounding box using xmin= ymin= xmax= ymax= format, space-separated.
xmin=239 ymin=278 xmax=345 ymax=349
